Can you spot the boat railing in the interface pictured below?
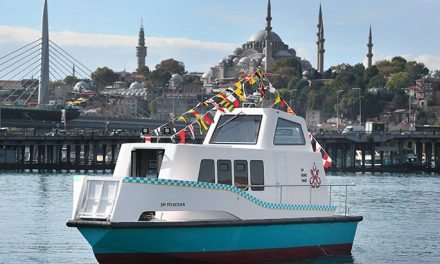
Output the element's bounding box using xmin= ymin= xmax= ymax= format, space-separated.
xmin=245 ymin=184 xmax=355 ymax=215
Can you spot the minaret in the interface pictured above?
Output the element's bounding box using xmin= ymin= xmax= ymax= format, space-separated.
xmin=38 ymin=0 xmax=49 ymax=104
xmin=367 ymin=26 xmax=373 ymax=68
xmin=136 ymin=19 xmax=147 ymax=72
xmin=316 ymin=4 xmax=325 ymax=74
xmin=264 ymin=0 xmax=272 ymax=72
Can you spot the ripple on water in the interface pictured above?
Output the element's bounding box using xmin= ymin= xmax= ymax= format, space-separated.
xmin=0 ymin=171 xmax=439 ymax=263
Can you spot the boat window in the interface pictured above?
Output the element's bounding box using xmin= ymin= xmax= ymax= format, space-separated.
xmin=234 ymin=160 xmax=248 ymax=189
xmin=210 ymin=115 xmax=262 ymax=144
xmin=198 ymin=159 xmax=215 ymax=183
xmin=250 ymin=160 xmax=264 ymax=191
xmin=273 ymin=118 xmax=305 ymax=145
xmin=217 ymin=160 xmax=232 ymax=185
xmin=130 ymin=149 xmax=164 ymax=178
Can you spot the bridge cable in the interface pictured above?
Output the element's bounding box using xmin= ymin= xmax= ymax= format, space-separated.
xmin=0 ymin=38 xmax=41 ymax=61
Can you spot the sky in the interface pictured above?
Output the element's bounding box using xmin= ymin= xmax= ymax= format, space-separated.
xmin=1 ymin=0 xmax=440 ymax=76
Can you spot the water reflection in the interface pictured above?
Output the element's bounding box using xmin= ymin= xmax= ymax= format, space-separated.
xmin=0 ymin=171 xmax=439 ymax=263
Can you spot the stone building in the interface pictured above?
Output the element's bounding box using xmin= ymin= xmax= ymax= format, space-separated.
xmin=202 ymin=0 xmax=315 ymax=86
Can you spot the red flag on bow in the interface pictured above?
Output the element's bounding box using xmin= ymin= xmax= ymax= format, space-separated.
xmin=179 ymin=130 xmax=186 ymax=144
xmin=144 ymin=133 xmax=151 ymax=143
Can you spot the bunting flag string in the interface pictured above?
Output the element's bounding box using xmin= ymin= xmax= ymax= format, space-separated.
xmin=152 ymin=68 xmax=300 ymax=144
xmin=151 ymin=78 xmax=250 ymax=136
xmin=307 ymin=132 xmax=333 ymax=169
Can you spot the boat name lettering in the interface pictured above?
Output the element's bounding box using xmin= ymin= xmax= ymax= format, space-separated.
xmin=301 ymin=168 xmax=307 ymax=182
xmin=160 ymin=202 xmax=186 ymax=207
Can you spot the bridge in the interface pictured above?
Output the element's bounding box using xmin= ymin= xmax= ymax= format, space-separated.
xmin=314 ymin=131 xmax=440 ymax=172
xmin=1 ymin=129 xmax=439 ymax=172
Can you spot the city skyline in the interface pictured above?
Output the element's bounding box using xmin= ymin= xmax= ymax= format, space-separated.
xmin=0 ymin=0 xmax=439 ymax=74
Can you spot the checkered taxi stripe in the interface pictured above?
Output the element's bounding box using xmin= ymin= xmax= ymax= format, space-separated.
xmin=122 ymin=177 xmax=336 ymax=212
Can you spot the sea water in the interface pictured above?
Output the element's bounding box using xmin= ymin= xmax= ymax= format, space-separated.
xmin=0 ymin=171 xmax=439 ymax=264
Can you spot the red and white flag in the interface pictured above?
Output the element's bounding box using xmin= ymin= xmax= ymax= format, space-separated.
xmin=310 ymin=135 xmax=332 ymax=169
xmin=144 ymin=133 xmax=151 ymax=144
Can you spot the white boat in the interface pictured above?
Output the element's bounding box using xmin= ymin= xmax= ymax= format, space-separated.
xmin=67 ymin=72 xmax=362 ymax=263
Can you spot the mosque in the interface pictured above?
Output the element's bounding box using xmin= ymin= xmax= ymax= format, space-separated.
xmin=132 ymin=0 xmax=374 ymax=89
xmin=200 ymin=0 xmax=324 ymax=86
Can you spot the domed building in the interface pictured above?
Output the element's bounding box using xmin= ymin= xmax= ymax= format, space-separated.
xmin=73 ymin=81 xmax=90 ymax=92
xmin=203 ymin=0 xmax=314 ymax=86
xmin=129 ymin=81 xmax=142 ymax=90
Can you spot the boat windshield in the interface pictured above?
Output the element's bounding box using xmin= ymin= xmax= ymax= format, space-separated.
xmin=210 ymin=115 xmax=262 ymax=144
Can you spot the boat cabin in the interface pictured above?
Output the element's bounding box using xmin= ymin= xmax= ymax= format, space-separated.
xmin=101 ymin=107 xmax=332 ymax=221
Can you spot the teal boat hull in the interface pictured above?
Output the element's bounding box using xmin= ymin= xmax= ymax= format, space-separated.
xmin=68 ymin=216 xmax=362 ymax=263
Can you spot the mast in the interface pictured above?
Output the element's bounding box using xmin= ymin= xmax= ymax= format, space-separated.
xmin=38 ymin=0 xmax=49 ymax=104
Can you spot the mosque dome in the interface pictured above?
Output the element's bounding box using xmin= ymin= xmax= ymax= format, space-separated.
xmin=238 ymin=57 xmax=251 ymax=65
xmin=248 ymin=30 xmax=283 ymax=43
xmin=234 ymin=47 xmax=244 ymax=56
xmin=171 ymin=73 xmax=183 ymax=82
xmin=201 ymin=71 xmax=211 ymax=79
xmin=288 ymin=48 xmax=297 ymax=57
xmin=300 ymin=60 xmax=313 ymax=71
xmin=232 ymin=57 xmax=239 ymax=63
xmin=261 ymin=55 xmax=274 ymax=65
xmin=129 ymin=81 xmax=142 ymax=90
xmin=73 ymin=81 xmax=90 ymax=91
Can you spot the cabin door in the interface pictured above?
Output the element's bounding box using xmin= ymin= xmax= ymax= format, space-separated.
xmin=275 ymin=153 xmax=287 ymax=203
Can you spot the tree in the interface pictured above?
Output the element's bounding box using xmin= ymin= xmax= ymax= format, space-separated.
xmin=405 ymin=61 xmax=429 ymax=82
xmin=376 ymin=60 xmax=401 ymax=76
xmin=91 ymin=67 xmax=118 ymax=88
xmin=148 ymin=59 xmax=186 ymax=86
xmin=368 ymin=75 xmax=386 ymax=88
xmin=137 ymin=65 xmax=150 ymax=78
xmin=364 ymin=65 xmax=379 ymax=86
xmin=391 ymin=56 xmax=407 ymax=71
xmin=269 ymin=57 xmax=302 ymax=78
xmin=64 ymin=75 xmax=79 ymax=85
xmin=148 ymin=98 xmax=158 ymax=117
xmin=389 ymin=90 xmax=408 ymax=109
xmin=155 ymin=59 xmax=185 ymax=75
xmin=386 ymin=72 xmax=411 ymax=89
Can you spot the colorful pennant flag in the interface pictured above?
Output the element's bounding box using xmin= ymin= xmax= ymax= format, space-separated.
xmin=179 ymin=129 xmax=186 ymax=144
xmin=144 ymin=133 xmax=151 ymax=144
xmin=188 ymin=124 xmax=195 ymax=140
xmin=247 ymin=76 xmax=256 ymax=85
xmin=203 ymin=112 xmax=213 ymax=125
xmin=315 ymin=141 xmax=332 ymax=169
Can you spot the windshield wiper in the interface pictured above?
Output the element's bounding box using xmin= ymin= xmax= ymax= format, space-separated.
xmin=217 ymin=111 xmax=245 ymax=129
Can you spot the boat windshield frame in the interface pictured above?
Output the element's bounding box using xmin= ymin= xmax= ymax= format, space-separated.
xmin=209 ymin=114 xmax=262 ymax=145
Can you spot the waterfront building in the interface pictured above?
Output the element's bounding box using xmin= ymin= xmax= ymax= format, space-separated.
xmin=202 ymin=0 xmax=313 ymax=86
xmin=416 ymin=76 xmax=440 ymax=105
xmin=306 ymin=109 xmax=321 ymax=130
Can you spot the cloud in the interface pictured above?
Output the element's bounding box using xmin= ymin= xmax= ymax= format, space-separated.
xmin=0 ymin=25 xmax=236 ymax=72
xmin=0 ymin=25 xmax=235 ymax=50
xmin=363 ymin=51 xmax=440 ymax=71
